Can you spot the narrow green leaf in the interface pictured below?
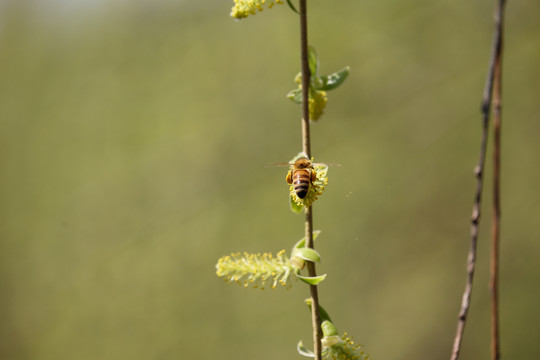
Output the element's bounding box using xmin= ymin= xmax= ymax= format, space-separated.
xmin=307 ymin=45 xmax=319 ymax=76
xmin=292 ymin=247 xmax=321 ymax=263
xmin=286 ymin=0 xmax=299 ymax=14
xmin=304 ymin=298 xmax=333 ymax=324
xmin=292 ymin=237 xmax=305 ymax=250
xmin=317 ymin=66 xmax=350 ymax=91
xmin=292 ymin=230 xmax=322 ymax=250
xmin=287 ymin=88 xmax=303 ymax=104
xmin=297 ymin=341 xmax=315 ymax=358
xmin=296 ymin=273 xmax=327 ymax=285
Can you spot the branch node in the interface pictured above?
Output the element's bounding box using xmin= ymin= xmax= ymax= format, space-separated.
xmin=471 ymin=209 xmax=480 ymax=224
xmin=474 ymin=165 xmax=482 ymax=178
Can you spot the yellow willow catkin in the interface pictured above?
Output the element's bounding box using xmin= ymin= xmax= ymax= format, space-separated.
xmin=290 ymin=162 xmax=329 ymax=208
xmin=230 ymin=0 xmax=284 ymax=19
xmin=323 ymin=333 xmax=370 ymax=360
xmin=216 ymin=250 xmax=292 ymax=289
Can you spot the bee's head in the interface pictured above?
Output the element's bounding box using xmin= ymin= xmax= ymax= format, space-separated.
xmin=294 ymin=157 xmax=311 ymax=169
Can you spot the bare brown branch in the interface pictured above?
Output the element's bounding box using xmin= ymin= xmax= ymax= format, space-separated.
xmin=490 ymin=1 xmax=505 ymax=359
xmin=450 ymin=1 xmax=506 ymax=360
xmin=298 ymin=1 xmax=322 ymax=359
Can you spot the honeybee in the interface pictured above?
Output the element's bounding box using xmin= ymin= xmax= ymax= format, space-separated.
xmin=286 ymin=157 xmax=317 ymax=199
xmin=267 ymin=156 xmax=338 ymax=199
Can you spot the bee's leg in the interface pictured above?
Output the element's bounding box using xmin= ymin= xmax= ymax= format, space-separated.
xmin=310 ymin=170 xmax=317 ymax=183
xmin=286 ymin=170 xmax=293 ymax=184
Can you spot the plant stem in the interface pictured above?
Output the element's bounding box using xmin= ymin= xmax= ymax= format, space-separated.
xmin=450 ymin=1 xmax=505 ymax=359
xmin=449 ymin=76 xmax=489 ymax=360
xmin=299 ymin=0 xmax=311 ymax=158
xmin=299 ymin=1 xmax=322 ymax=359
xmin=490 ymin=1 xmax=505 ymax=359
xmin=305 ymin=207 xmax=322 ymax=359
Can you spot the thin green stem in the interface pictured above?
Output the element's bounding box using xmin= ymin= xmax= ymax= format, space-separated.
xmin=299 ymin=1 xmax=322 ymax=359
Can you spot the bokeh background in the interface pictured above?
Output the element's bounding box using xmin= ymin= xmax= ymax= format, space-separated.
xmin=1 ymin=0 xmax=539 ymax=359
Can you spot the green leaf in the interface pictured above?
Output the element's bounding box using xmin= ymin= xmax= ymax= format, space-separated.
xmin=292 ymin=237 xmax=305 ymax=250
xmin=287 ymin=0 xmax=300 ymax=14
xmin=292 ymin=230 xmax=322 ymax=250
xmin=296 ymin=273 xmax=327 ymax=285
xmin=287 ymin=88 xmax=303 ymax=104
xmin=308 ymin=45 xmax=319 ymax=76
xmin=317 ymin=66 xmax=350 ymax=91
xmin=312 ymin=75 xmax=324 ymax=89
xmin=321 ymin=320 xmax=339 ymax=337
xmin=304 ymin=298 xmax=333 ymax=324
xmin=297 ymin=341 xmax=315 ymax=358
xmin=292 ymin=247 xmax=321 ymax=263
xmin=286 ymin=0 xmax=299 ymax=14
xmin=290 ymin=194 xmax=304 ymax=213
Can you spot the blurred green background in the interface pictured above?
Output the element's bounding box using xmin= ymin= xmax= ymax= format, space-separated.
xmin=1 ymin=0 xmax=539 ymax=359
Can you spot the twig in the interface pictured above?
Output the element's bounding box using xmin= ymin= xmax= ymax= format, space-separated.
xmin=299 ymin=0 xmax=311 ymax=158
xmin=298 ymin=1 xmax=322 ymax=359
xmin=490 ymin=1 xmax=505 ymax=360
xmin=450 ymin=1 xmax=506 ymax=359
xmin=305 ymin=207 xmax=321 ymax=359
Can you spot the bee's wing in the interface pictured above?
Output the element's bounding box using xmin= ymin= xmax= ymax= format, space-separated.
xmin=265 ymin=162 xmax=294 ymax=167
xmin=313 ymin=162 xmax=341 ymax=167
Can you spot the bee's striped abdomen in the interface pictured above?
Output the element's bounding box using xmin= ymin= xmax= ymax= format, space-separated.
xmin=293 ymin=169 xmax=311 ymax=199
